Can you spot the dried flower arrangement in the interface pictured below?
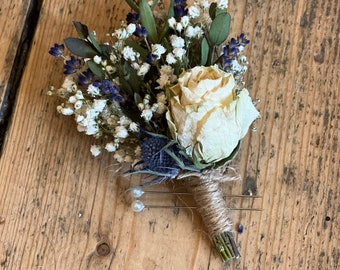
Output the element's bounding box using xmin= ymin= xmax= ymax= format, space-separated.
xmin=49 ymin=0 xmax=259 ymax=262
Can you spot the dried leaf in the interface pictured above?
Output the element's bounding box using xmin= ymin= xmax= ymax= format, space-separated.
xmin=88 ymin=32 xmax=102 ymax=54
xmin=64 ymin=38 xmax=98 ymax=58
xmin=139 ymin=0 xmax=158 ymax=43
xmin=73 ymin=21 xmax=89 ymax=39
xmin=87 ymin=60 xmax=105 ymax=79
xmin=209 ymin=13 xmax=231 ymax=45
xmin=201 ymin=37 xmax=209 ymax=65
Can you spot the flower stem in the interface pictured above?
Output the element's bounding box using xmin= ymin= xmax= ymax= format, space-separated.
xmin=213 ymin=231 xmax=240 ymax=262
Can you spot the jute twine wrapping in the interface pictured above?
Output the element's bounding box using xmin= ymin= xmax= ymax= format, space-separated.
xmin=177 ymin=167 xmax=240 ymax=237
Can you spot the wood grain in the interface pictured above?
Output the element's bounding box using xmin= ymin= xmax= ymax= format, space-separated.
xmin=0 ymin=0 xmax=339 ymax=269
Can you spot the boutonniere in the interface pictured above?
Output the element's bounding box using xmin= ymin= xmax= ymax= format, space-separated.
xmin=48 ymin=0 xmax=260 ymax=262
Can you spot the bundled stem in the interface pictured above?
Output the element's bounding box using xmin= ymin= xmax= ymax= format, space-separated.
xmin=178 ymin=170 xmax=240 ymax=262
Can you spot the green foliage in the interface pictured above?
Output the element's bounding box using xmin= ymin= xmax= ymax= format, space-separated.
xmin=125 ymin=0 xmax=139 ymax=12
xmin=134 ymin=93 xmax=143 ymax=105
xmin=201 ymin=37 xmax=209 ymax=66
xmin=123 ymin=62 xmax=140 ymax=93
xmin=64 ymin=38 xmax=98 ymax=58
xmin=99 ymin=44 xmax=113 ymax=58
xmin=209 ymin=13 xmax=231 ymax=45
xmin=87 ymin=60 xmax=105 ymax=79
xmin=159 ymin=0 xmax=175 ymax=41
xmin=88 ymin=32 xmax=102 ymax=54
xmin=73 ymin=21 xmax=89 ymax=39
xmin=139 ymin=0 xmax=158 ymax=43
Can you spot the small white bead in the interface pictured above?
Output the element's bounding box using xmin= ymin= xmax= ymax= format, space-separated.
xmin=131 ymin=200 xmax=145 ymax=212
xmin=130 ymin=187 xmax=144 ymax=198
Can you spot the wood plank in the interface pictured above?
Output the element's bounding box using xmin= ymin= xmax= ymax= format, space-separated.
xmin=234 ymin=0 xmax=340 ymax=269
xmin=0 ymin=0 xmax=34 ymax=148
xmin=0 ymin=0 xmax=339 ymax=269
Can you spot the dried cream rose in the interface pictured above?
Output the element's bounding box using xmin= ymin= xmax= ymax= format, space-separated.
xmin=166 ymin=65 xmax=260 ymax=164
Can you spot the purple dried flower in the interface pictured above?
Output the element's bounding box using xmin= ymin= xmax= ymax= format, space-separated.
xmin=63 ymin=56 xmax=81 ymax=74
xmin=174 ymin=0 xmax=188 ymax=19
xmin=78 ymin=69 xmax=94 ymax=86
xmin=49 ymin=43 xmax=64 ymax=58
xmin=98 ymin=80 xmax=124 ymax=102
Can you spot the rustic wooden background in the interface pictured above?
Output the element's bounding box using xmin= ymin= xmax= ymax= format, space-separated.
xmin=0 ymin=0 xmax=339 ymax=269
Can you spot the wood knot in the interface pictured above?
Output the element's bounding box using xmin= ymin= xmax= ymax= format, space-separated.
xmin=0 ymin=216 xmax=5 ymax=225
xmin=96 ymin=241 xmax=111 ymax=257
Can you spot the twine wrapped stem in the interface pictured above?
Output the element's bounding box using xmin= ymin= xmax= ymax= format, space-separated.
xmin=178 ymin=170 xmax=240 ymax=262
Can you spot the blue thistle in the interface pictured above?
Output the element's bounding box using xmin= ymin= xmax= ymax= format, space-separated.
xmin=141 ymin=137 xmax=179 ymax=172
xmin=126 ymin=131 xmax=199 ymax=186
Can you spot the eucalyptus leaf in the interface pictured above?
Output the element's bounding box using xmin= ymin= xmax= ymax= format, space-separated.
xmin=87 ymin=60 xmax=105 ymax=79
xmin=139 ymin=0 xmax=158 ymax=43
xmin=73 ymin=21 xmax=89 ymax=39
xmin=209 ymin=13 xmax=231 ymax=45
xmin=215 ymin=7 xmax=226 ymax=16
xmin=100 ymin=44 xmax=113 ymax=58
xmin=64 ymin=38 xmax=98 ymax=58
xmin=119 ymin=77 xmax=133 ymax=95
xmin=134 ymin=93 xmax=143 ymax=105
xmin=201 ymin=37 xmax=209 ymax=65
xmin=88 ymin=32 xmax=102 ymax=54
xmin=168 ymin=0 xmax=175 ymax=18
xmin=124 ymin=62 xmax=140 ymax=93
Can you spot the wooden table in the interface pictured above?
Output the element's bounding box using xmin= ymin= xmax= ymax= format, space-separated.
xmin=0 ymin=0 xmax=339 ymax=269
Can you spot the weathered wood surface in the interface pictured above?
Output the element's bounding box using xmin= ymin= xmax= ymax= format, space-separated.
xmin=0 ymin=0 xmax=339 ymax=269
xmin=0 ymin=0 xmax=35 ymax=143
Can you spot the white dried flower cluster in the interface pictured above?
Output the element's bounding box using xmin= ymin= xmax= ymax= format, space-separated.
xmin=156 ymin=65 xmax=177 ymax=89
xmin=52 ymin=75 xmax=140 ymax=158
xmin=137 ymin=92 xmax=167 ymax=122
xmin=113 ymin=23 xmax=136 ymax=40
xmin=167 ymin=14 xmax=203 ymax=62
xmin=112 ymin=24 xmax=152 ymax=77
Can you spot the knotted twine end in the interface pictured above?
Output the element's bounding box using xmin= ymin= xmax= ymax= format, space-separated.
xmin=178 ymin=168 xmax=241 ymax=262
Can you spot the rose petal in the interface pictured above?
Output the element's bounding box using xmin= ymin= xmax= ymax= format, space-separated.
xmin=236 ymin=89 xmax=260 ymax=138
xmin=195 ymin=106 xmax=241 ymax=163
